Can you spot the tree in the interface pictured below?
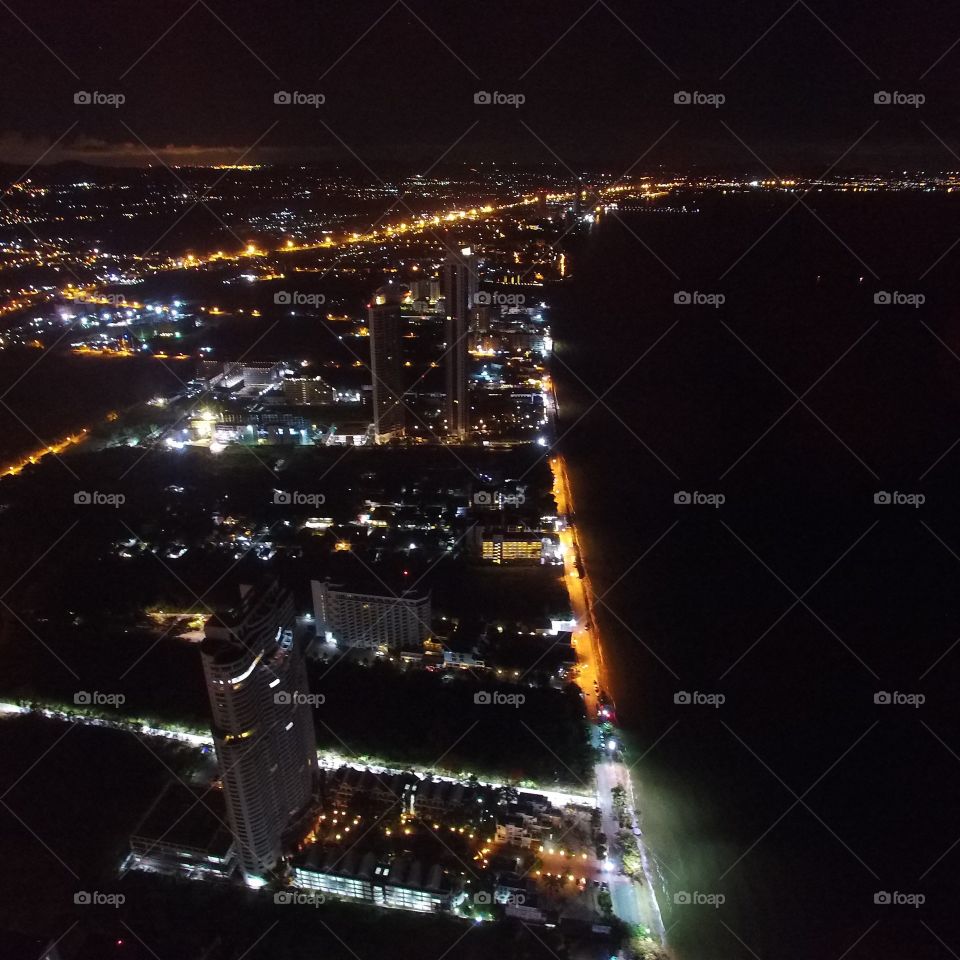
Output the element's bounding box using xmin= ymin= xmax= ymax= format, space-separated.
xmin=597 ymin=889 xmax=613 ymax=917
xmin=617 ymin=830 xmax=643 ymax=879
xmin=611 ymin=784 xmax=627 ymax=823
xmin=628 ymin=926 xmax=670 ymax=960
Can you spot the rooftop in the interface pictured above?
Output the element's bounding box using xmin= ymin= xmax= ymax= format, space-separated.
xmin=131 ymin=782 xmax=233 ymax=858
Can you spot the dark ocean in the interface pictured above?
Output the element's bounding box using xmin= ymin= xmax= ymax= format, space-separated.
xmin=553 ymin=192 xmax=960 ymax=960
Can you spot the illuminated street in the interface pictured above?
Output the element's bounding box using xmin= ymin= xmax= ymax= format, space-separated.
xmin=550 ymin=449 xmax=666 ymax=942
xmin=551 ymin=451 xmax=604 ymax=719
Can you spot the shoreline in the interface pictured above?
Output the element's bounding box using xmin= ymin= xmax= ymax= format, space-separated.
xmin=547 ymin=371 xmax=669 ymax=950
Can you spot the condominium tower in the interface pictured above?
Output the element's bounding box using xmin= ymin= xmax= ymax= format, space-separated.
xmin=201 ymin=581 xmax=318 ymax=884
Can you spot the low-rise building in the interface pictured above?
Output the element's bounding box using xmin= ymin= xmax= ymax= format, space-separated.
xmin=326 ymin=768 xmax=414 ymax=812
xmin=292 ymin=848 xmax=456 ymax=913
xmin=494 ymin=794 xmax=563 ymax=849
xmin=282 ymin=376 xmax=336 ymax=406
xmin=129 ymin=782 xmax=236 ymax=880
xmin=443 ymin=647 xmax=485 ymax=669
xmin=480 ymin=531 xmax=548 ymax=564
xmin=494 ymin=811 xmax=542 ymax=848
xmin=411 ymin=778 xmax=497 ymax=824
xmin=311 ymin=580 xmax=431 ymax=651
xmin=240 ymin=361 xmax=286 ymax=386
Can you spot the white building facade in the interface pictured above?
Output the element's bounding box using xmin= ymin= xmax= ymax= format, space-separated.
xmin=311 ymin=580 xmax=430 ymax=651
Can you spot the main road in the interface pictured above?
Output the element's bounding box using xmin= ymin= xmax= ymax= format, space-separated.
xmin=549 ymin=437 xmax=667 ymax=944
xmin=550 ymin=452 xmax=604 ymax=720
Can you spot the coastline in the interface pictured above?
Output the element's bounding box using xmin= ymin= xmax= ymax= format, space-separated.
xmin=547 ymin=371 xmax=669 ymax=951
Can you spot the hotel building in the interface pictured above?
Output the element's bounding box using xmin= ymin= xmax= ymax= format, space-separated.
xmin=201 ymin=581 xmax=318 ymax=884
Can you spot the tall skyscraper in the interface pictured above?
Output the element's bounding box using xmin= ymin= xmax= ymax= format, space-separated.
xmin=442 ymin=247 xmax=477 ymax=440
xmin=201 ymin=581 xmax=318 ymax=885
xmin=368 ymin=283 xmax=405 ymax=443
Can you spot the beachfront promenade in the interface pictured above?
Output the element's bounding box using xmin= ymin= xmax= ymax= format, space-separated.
xmin=550 ymin=448 xmax=667 ymax=945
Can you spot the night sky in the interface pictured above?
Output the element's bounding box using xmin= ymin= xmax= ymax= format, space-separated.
xmin=0 ymin=0 xmax=958 ymax=170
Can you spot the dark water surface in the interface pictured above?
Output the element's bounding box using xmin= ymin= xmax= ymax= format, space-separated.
xmin=553 ymin=193 xmax=960 ymax=959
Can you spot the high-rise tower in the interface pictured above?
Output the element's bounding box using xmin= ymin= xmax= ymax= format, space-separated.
xmin=442 ymin=247 xmax=476 ymax=440
xmin=368 ymin=284 xmax=405 ymax=443
xmin=201 ymin=581 xmax=318 ymax=885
